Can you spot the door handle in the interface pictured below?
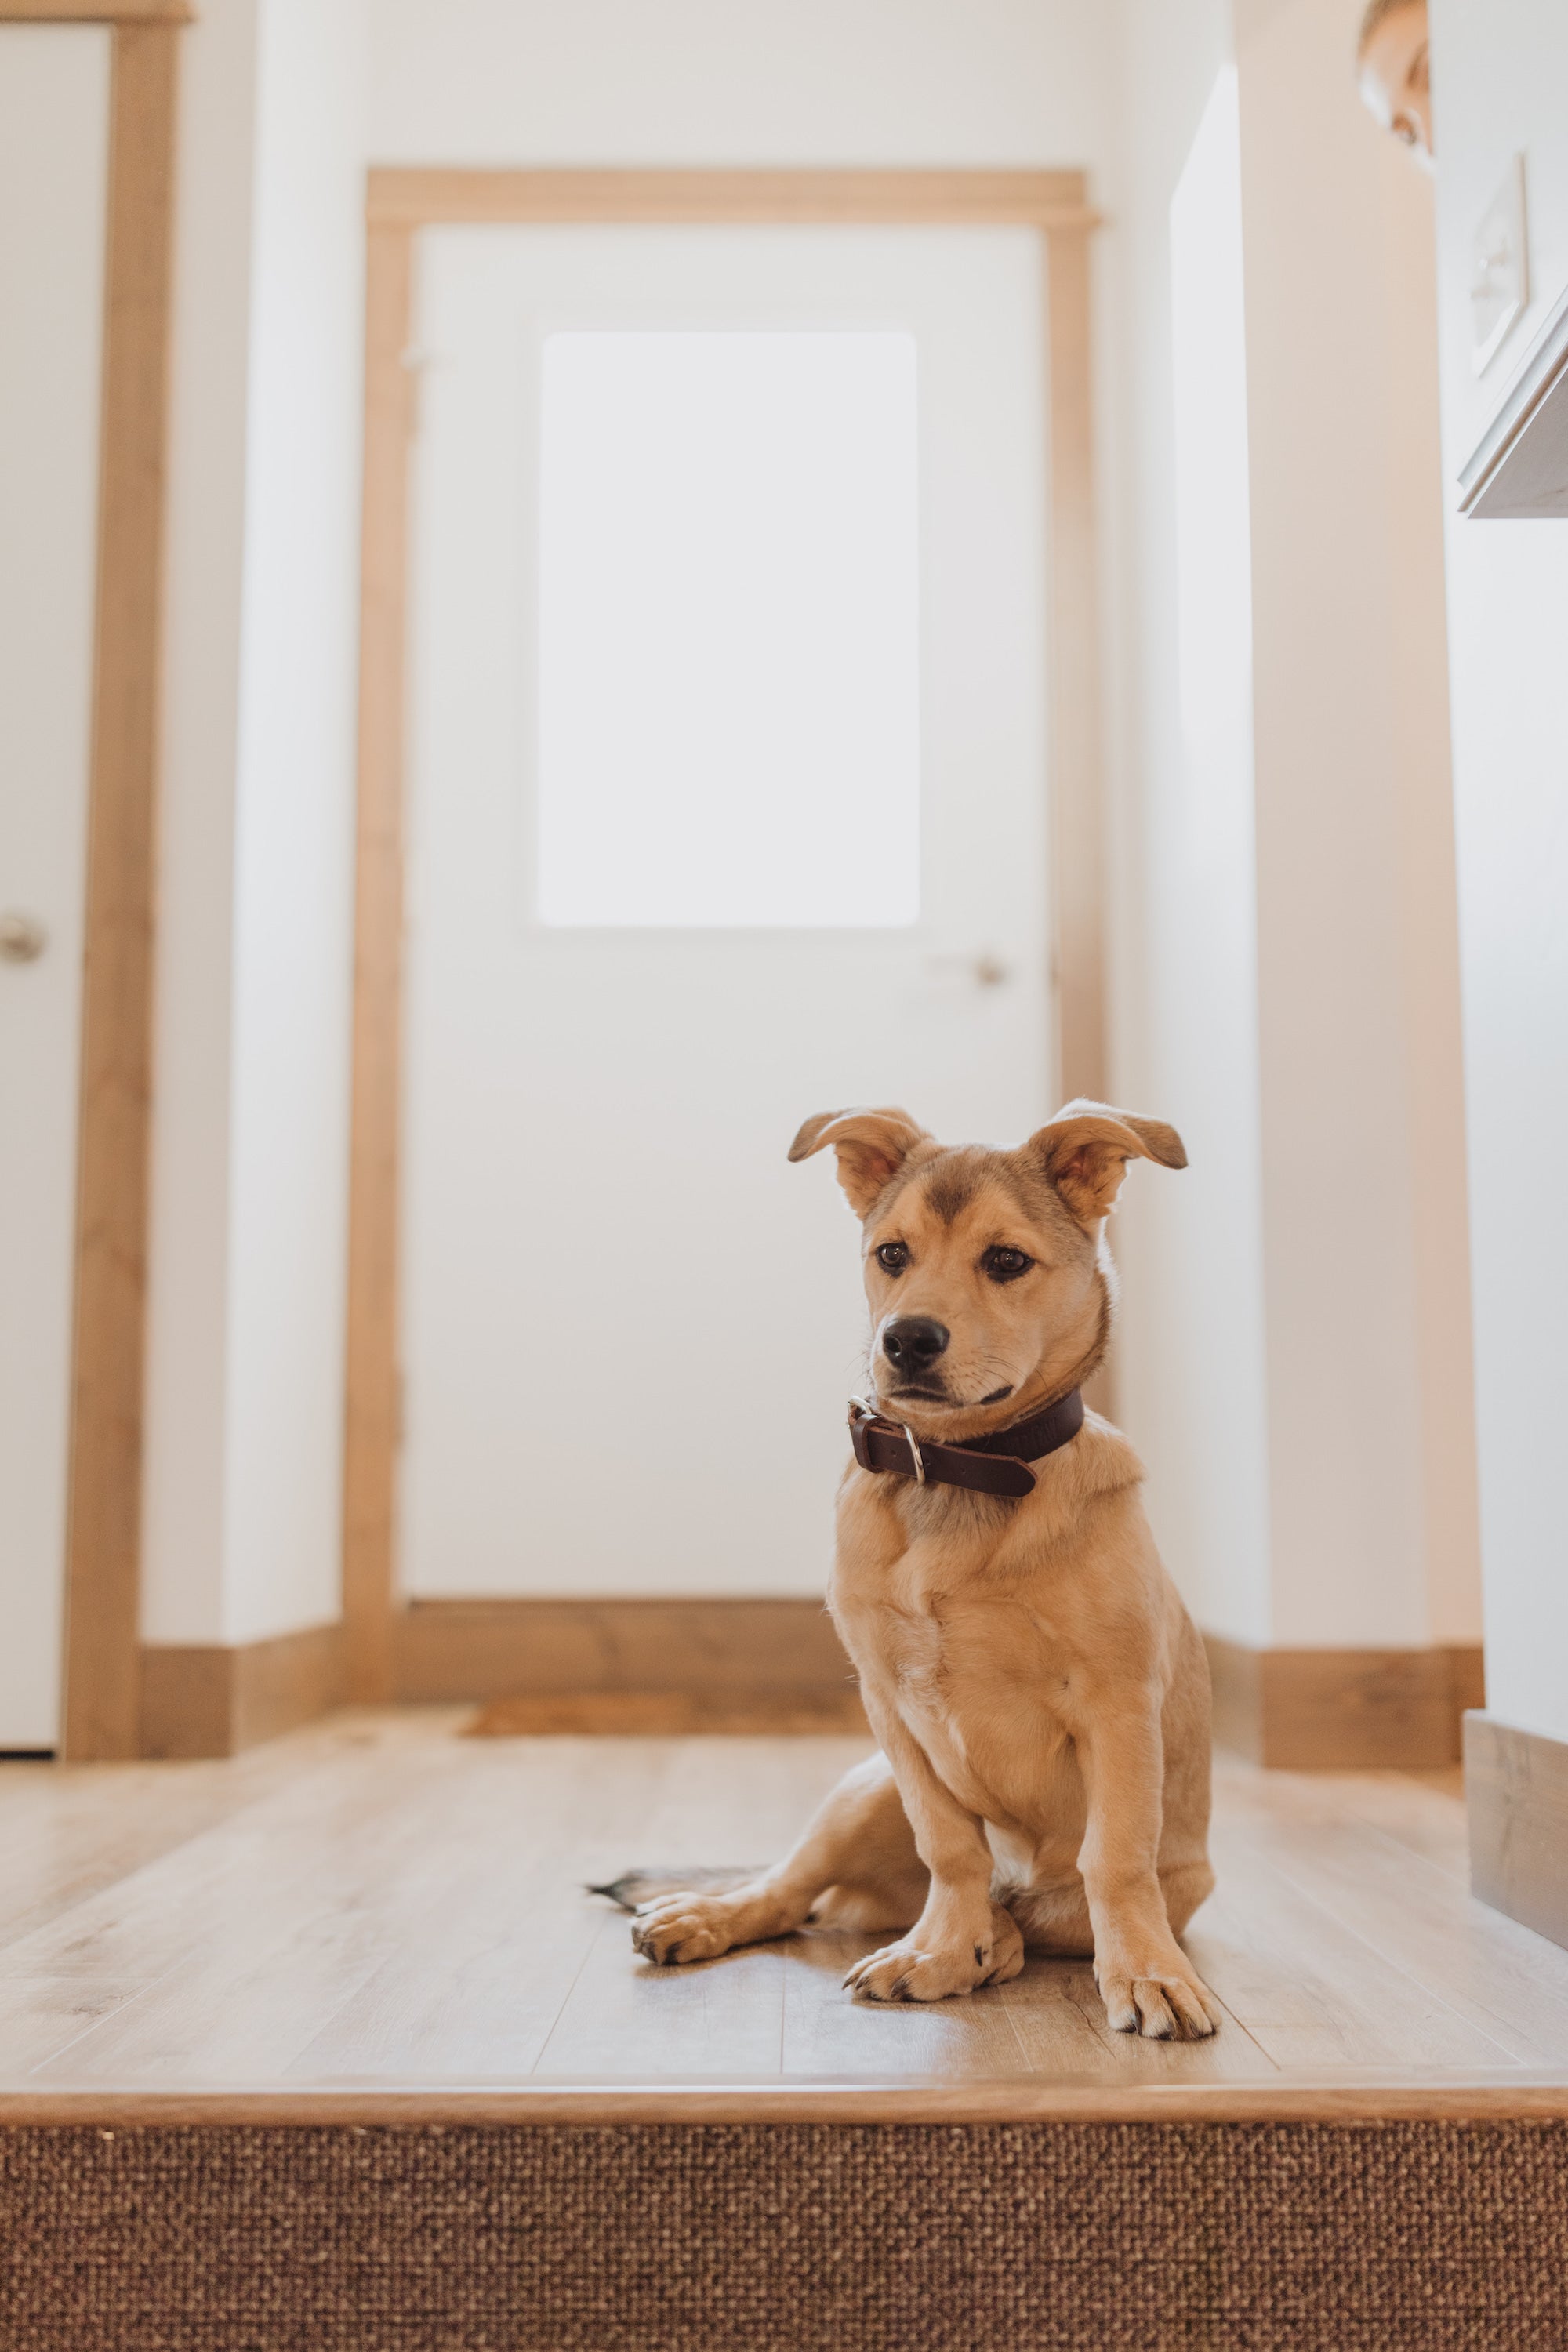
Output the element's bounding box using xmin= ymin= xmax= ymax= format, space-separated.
xmin=926 ymin=951 xmax=1012 ymax=989
xmin=0 ymin=912 xmax=46 ymax=964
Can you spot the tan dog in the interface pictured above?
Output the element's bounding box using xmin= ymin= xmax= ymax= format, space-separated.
xmin=631 ymin=1101 xmax=1219 ymax=2040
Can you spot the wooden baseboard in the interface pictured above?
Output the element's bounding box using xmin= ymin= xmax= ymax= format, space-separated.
xmin=1465 ymin=1711 xmax=1568 ymax=1952
xmin=466 ymin=1688 xmax=869 ymax=1736
xmin=1204 ymin=1635 xmax=1484 ymax=1769
xmin=393 ymin=1596 xmax=856 ymax=1715
xmin=139 ymin=1623 xmax=345 ymax=1759
xmin=132 ymin=1610 xmax=1484 ymax=1767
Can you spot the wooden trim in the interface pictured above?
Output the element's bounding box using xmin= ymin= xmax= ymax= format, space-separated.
xmin=366 ymin=166 xmax=1094 ymax=232
xmin=1205 ymin=1633 xmax=1272 ymax=1761
xmin=1 ymin=2076 xmax=1566 ymax=2127
xmin=345 ymin=172 xmax=1107 ymax=1698
xmin=343 ymin=223 xmax=414 ymax=1705
xmin=0 ymin=2 xmax=192 ymax=21
xmin=1466 ymin=1711 xmax=1568 ymax=1952
xmin=60 ymin=20 xmax=180 ymax=1761
xmin=467 ymin=1689 xmax=869 ymax=1735
xmin=1043 ymin=221 xmax=1105 ymax=1105
xmin=1206 ymin=1635 xmax=1485 ymax=1770
xmin=395 ymin=1596 xmax=855 ymax=1708
xmin=1458 ymin=278 xmax=1568 ymax=519
xmin=138 ymin=1625 xmax=346 ymax=1759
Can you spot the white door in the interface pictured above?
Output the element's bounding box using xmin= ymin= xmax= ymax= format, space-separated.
xmin=0 ymin=27 xmax=110 ymax=1746
xmin=401 ymin=224 xmax=1051 ymax=1602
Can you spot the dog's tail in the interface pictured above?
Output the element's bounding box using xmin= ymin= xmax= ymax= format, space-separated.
xmin=586 ymin=1864 xmax=760 ymax=1912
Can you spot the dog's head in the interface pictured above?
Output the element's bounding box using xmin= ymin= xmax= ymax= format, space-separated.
xmin=789 ymin=1101 xmax=1186 ymax=1438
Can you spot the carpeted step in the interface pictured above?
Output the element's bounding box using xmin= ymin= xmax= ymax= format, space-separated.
xmin=2 ymin=2118 xmax=1565 ymax=2350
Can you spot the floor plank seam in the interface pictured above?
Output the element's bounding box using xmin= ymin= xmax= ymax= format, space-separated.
xmin=1256 ymin=1845 xmax=1527 ymax=2068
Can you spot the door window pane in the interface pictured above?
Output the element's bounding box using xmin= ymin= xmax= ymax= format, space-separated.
xmin=537 ymin=330 xmax=920 ymax=927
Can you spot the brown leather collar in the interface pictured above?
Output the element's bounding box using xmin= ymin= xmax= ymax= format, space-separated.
xmin=848 ymin=1388 xmax=1085 ymax=1500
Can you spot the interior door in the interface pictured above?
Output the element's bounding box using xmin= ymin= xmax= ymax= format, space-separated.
xmin=400 ymin=223 xmax=1051 ymax=1602
xmin=0 ymin=26 xmax=110 ymax=1746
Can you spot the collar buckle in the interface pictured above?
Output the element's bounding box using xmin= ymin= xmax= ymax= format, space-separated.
xmin=849 ymin=1396 xmax=924 ymax=1486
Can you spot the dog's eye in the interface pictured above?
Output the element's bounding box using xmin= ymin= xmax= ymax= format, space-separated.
xmin=983 ymin=1246 xmax=1033 ymax=1283
xmin=875 ymin=1242 xmax=910 ymax=1274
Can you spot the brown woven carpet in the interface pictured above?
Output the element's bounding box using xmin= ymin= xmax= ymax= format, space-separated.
xmin=2 ymin=2121 xmax=1565 ymax=2350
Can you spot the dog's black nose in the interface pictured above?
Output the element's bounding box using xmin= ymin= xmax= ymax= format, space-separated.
xmin=881 ymin=1316 xmax=950 ymax=1370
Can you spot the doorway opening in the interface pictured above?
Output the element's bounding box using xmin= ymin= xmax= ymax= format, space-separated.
xmin=343 ymin=171 xmax=1105 ymax=1710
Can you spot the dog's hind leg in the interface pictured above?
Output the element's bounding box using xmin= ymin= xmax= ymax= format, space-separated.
xmin=1001 ymin=1878 xmax=1095 ymax=1956
xmin=808 ymin=1754 xmax=931 ymax=1933
xmin=631 ymin=1753 xmax=927 ymax=1965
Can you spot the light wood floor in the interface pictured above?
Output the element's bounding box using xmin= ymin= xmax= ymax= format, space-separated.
xmin=2 ymin=1709 xmax=1566 ymax=2124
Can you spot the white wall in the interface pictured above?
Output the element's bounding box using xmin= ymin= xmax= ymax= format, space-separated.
xmin=223 ymin=0 xmax=370 ymax=1642
xmin=1240 ymin=0 xmax=1477 ymax=1650
xmin=141 ymin=0 xmax=368 ymax=1646
xmin=369 ymin=0 xmax=1115 ymax=168
xmin=1111 ymin=0 xmax=1481 ymax=1653
xmin=1428 ymin=0 xmax=1568 ymax=1743
xmin=140 ymin=0 xmax=256 ymax=1643
xmin=1107 ymin=0 xmax=1274 ymax=1647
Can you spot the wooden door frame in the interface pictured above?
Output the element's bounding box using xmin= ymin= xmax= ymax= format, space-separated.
xmin=2 ymin=0 xmax=188 ymax=1756
xmin=345 ymin=167 xmax=1109 ymax=1700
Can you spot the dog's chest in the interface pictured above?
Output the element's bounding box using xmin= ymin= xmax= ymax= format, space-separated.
xmin=832 ymin=1493 xmax=1076 ymax=1705
xmin=831 ymin=1481 xmax=1092 ymax=1835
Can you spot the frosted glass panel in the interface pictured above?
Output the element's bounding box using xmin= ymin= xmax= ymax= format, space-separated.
xmin=537 ymin=331 xmax=920 ymax=927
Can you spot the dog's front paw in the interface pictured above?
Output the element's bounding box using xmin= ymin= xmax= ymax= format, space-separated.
xmin=844 ymin=1910 xmax=1024 ymax=2003
xmin=630 ymin=1892 xmax=739 ymax=1965
xmin=1094 ymin=1950 xmax=1220 ymax=2040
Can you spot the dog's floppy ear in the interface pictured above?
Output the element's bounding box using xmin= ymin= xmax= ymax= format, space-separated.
xmin=788 ymin=1108 xmax=934 ymax=1217
xmin=1027 ymin=1098 xmax=1186 ymax=1229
